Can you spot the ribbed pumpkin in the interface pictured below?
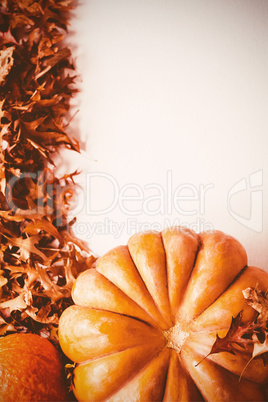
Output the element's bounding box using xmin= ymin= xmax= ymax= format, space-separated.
xmin=59 ymin=227 xmax=268 ymax=401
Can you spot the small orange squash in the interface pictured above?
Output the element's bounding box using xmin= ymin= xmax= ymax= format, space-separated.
xmin=0 ymin=333 xmax=68 ymax=401
xmin=59 ymin=227 xmax=268 ymax=401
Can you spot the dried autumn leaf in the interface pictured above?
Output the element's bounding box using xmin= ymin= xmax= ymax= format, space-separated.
xmin=0 ymin=315 xmax=15 ymax=336
xmin=34 ymin=265 xmax=68 ymax=302
xmin=13 ymin=0 xmax=35 ymax=10
xmin=238 ymin=331 xmax=268 ymax=381
xmin=0 ymin=99 xmax=11 ymax=122
xmin=20 ymin=117 xmax=76 ymax=149
xmin=0 ymin=270 xmax=7 ymax=288
xmin=8 ymin=235 xmax=48 ymax=262
xmin=26 ymin=304 xmax=59 ymax=325
xmin=36 ymin=48 xmax=71 ymax=79
xmin=0 ymin=46 xmax=15 ymax=85
xmin=0 ymin=210 xmax=25 ymax=222
xmin=0 ymin=293 xmax=28 ymax=313
xmin=208 ymin=311 xmax=255 ymax=358
xmin=252 ymin=333 xmax=268 ymax=359
xmin=23 ymin=219 xmax=63 ymax=243
xmin=243 ymin=287 xmax=268 ymax=324
xmin=0 ymin=28 xmax=18 ymax=47
xmin=9 ymin=13 xmax=35 ymax=29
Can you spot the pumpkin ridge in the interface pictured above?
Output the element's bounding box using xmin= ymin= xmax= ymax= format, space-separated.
xmin=121 ymin=246 xmax=172 ymax=330
xmin=159 ymin=231 xmax=172 ymax=325
xmin=106 ymin=347 xmax=171 ymax=401
xmin=72 ymin=268 xmax=162 ymax=328
xmin=207 ymin=347 xmax=268 ymax=385
xmin=161 ymin=227 xmax=201 ymax=321
xmin=199 ymin=264 xmax=248 ymax=315
xmin=97 ymin=245 xmax=170 ymax=329
xmin=181 ymin=344 xmax=266 ymax=401
xmin=110 ymin=349 xmax=168 ymax=399
xmin=128 ymin=232 xmax=172 ymax=328
xmin=79 ymin=306 xmax=158 ymax=329
xmin=163 ymin=349 xmax=204 ymax=401
xmin=74 ymin=342 xmax=162 ymax=367
xmin=72 ymin=342 xmax=167 ymax=401
xmin=159 ymin=353 xmax=171 ymax=402
xmin=185 ymin=264 xmax=249 ymax=324
xmin=126 ymin=243 xmax=172 ymax=329
xmin=181 ymin=327 xmax=268 ymax=391
xmin=59 ymin=305 xmax=166 ymax=364
xmin=177 ymin=230 xmax=248 ymax=322
xmin=190 ymin=265 xmax=267 ymax=335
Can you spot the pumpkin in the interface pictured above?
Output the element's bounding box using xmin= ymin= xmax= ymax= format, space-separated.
xmin=0 ymin=333 xmax=69 ymax=401
xmin=59 ymin=227 xmax=268 ymax=401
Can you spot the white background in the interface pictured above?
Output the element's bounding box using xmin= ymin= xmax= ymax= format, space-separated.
xmin=59 ymin=0 xmax=268 ymax=270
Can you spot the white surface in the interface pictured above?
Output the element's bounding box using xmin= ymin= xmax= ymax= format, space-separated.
xmin=61 ymin=0 xmax=268 ymax=270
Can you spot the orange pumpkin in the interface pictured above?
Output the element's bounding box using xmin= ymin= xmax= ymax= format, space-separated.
xmin=0 ymin=333 xmax=68 ymax=401
xmin=59 ymin=227 xmax=268 ymax=401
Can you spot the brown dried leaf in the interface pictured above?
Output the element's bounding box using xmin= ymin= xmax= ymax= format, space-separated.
xmin=0 ymin=270 xmax=8 ymax=289
xmin=14 ymin=0 xmax=36 ymax=10
xmin=0 ymin=316 xmax=15 ymax=336
xmin=243 ymin=287 xmax=268 ymax=325
xmin=23 ymin=219 xmax=63 ymax=243
xmin=9 ymin=13 xmax=35 ymax=29
xmin=9 ymin=235 xmax=48 ymax=262
xmin=252 ymin=333 xmax=268 ymax=358
xmin=0 ymin=210 xmax=25 ymax=222
xmin=34 ymin=265 xmax=66 ymax=302
xmin=0 ymin=293 xmax=28 ymax=313
xmin=0 ymin=28 xmax=18 ymax=46
xmin=209 ymin=311 xmax=255 ymax=356
xmin=36 ymin=48 xmax=71 ymax=79
xmin=0 ymin=46 xmax=15 ymax=85
xmin=26 ymin=304 xmax=59 ymax=325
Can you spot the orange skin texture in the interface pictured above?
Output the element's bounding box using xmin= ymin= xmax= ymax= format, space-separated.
xmin=0 ymin=333 xmax=68 ymax=401
xmin=59 ymin=227 xmax=268 ymax=401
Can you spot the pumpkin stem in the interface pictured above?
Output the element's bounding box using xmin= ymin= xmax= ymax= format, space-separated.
xmin=163 ymin=323 xmax=190 ymax=353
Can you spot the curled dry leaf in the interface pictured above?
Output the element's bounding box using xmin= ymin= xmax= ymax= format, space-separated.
xmin=0 ymin=46 xmax=15 ymax=85
xmin=204 ymin=285 xmax=268 ymax=375
xmin=244 ymin=287 xmax=268 ymax=365
xmin=0 ymin=270 xmax=7 ymax=288
xmin=0 ymin=0 xmax=96 ymax=345
xmin=243 ymin=287 xmax=268 ymax=324
xmin=0 ymin=315 xmax=15 ymax=336
xmin=0 ymin=292 xmax=29 ymax=312
xmin=252 ymin=333 xmax=268 ymax=359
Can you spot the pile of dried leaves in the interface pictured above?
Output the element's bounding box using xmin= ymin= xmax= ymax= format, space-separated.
xmin=0 ymin=0 xmax=95 ymax=344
